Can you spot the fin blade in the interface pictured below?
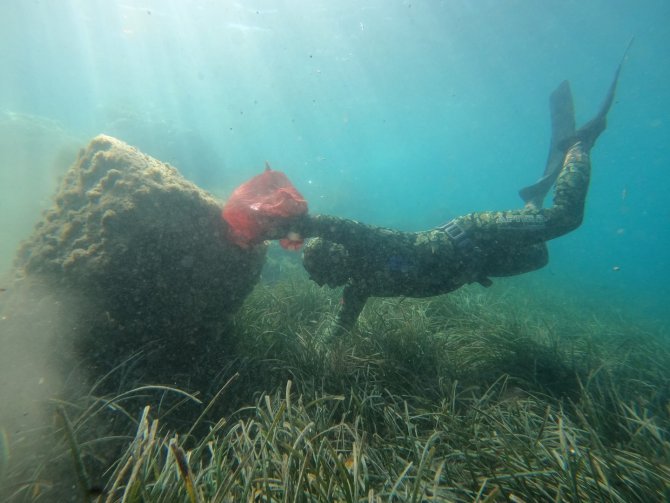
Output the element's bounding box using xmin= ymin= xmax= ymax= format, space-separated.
xmin=519 ymin=80 xmax=575 ymax=206
xmin=519 ymin=38 xmax=633 ymax=206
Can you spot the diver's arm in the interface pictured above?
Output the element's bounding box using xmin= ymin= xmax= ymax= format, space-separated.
xmin=333 ymin=282 xmax=368 ymax=335
xmin=293 ymin=214 xmax=415 ymax=253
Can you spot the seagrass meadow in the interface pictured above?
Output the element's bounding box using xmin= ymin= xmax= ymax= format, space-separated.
xmin=2 ymin=268 xmax=668 ymax=503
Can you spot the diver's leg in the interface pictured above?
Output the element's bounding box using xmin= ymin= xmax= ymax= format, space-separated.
xmin=483 ymin=242 xmax=549 ymax=277
xmin=455 ymin=140 xmax=591 ymax=250
xmin=543 ymin=141 xmax=591 ymax=236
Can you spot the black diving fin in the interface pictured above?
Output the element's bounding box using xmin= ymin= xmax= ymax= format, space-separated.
xmin=519 ymin=80 xmax=575 ymax=208
xmin=573 ymin=37 xmax=633 ymax=150
xmin=519 ymin=38 xmax=634 ymax=207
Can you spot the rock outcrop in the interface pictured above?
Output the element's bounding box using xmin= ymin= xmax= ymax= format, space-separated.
xmin=13 ymin=135 xmax=266 ymax=392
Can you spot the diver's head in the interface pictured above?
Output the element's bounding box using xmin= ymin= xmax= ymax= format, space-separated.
xmin=302 ymin=238 xmax=350 ymax=287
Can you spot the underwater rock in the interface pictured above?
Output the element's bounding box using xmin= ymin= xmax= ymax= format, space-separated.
xmin=12 ymin=135 xmax=266 ymax=393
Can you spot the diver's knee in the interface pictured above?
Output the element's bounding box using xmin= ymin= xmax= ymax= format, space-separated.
xmin=563 ymin=212 xmax=585 ymax=234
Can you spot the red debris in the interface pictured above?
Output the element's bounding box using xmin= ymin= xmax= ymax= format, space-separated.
xmin=222 ymin=165 xmax=307 ymax=249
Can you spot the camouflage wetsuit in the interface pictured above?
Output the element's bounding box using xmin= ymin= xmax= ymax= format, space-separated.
xmin=295 ymin=142 xmax=590 ymax=331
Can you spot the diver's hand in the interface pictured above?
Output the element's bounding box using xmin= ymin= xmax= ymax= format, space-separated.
xmin=260 ymin=213 xmax=310 ymax=248
xmin=259 ymin=214 xmax=303 ymax=239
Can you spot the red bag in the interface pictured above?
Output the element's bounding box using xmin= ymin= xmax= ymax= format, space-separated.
xmin=222 ymin=165 xmax=307 ymax=249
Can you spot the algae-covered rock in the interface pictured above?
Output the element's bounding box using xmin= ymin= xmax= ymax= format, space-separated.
xmin=13 ymin=135 xmax=266 ymax=391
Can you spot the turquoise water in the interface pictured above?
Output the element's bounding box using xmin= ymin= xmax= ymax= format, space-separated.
xmin=1 ymin=0 xmax=668 ymax=324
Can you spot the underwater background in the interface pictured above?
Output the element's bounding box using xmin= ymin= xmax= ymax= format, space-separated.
xmin=1 ymin=0 xmax=669 ymax=324
xmin=1 ymin=2 xmax=670 ymax=501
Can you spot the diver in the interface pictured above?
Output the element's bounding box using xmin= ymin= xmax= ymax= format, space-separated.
xmin=268 ymin=55 xmax=627 ymax=336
